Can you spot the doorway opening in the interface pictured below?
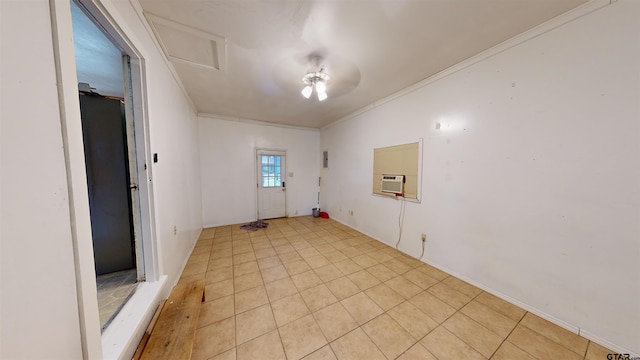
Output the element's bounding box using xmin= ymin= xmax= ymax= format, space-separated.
xmin=257 ymin=149 xmax=287 ymax=219
xmin=70 ymin=0 xmax=153 ymax=332
xmin=78 ymin=90 xmax=138 ymax=329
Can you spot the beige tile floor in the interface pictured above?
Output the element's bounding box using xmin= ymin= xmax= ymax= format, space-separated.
xmin=96 ymin=268 xmax=138 ymax=330
xmin=181 ymin=216 xmax=614 ymax=360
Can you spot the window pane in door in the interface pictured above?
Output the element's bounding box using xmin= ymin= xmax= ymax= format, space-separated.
xmin=261 ymin=155 xmax=283 ymax=188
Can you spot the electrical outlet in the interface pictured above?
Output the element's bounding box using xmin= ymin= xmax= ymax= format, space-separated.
xmin=421 ymin=233 xmax=427 ymax=242
xmin=173 ymin=225 xmax=177 ymax=235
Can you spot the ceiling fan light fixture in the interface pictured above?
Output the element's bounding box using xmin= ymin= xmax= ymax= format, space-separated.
xmin=301 ymin=68 xmax=330 ymax=101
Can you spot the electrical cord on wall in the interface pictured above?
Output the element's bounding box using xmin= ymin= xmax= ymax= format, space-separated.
xmin=394 ymin=191 xmax=426 ymax=260
xmin=395 ymin=192 xmax=406 ymax=249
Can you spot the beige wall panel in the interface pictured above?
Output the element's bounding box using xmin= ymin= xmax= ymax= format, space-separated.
xmin=402 ymin=145 xmax=419 ymax=176
xmin=373 ymin=141 xmax=420 ymax=199
xmin=404 ymin=175 xmax=418 ymax=198
xmin=374 ymin=149 xmax=402 ymax=174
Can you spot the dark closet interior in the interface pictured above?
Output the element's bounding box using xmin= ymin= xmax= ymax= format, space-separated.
xmin=79 ymin=93 xmax=135 ymax=275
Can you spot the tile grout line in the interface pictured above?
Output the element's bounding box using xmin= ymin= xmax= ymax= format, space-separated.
xmin=394 ymin=274 xmax=463 ymax=359
xmin=486 ymin=311 xmax=528 ymax=359
xmin=495 ymin=310 xmax=541 ymax=360
xmin=336 ymin=261 xmax=439 ymax=359
xmin=511 ymin=312 xmax=591 ymax=360
xmin=468 ymin=289 xmax=525 ymax=359
xmin=582 ymin=341 xmax=591 ymax=360
xmin=260 ymin=235 xmax=296 ymax=360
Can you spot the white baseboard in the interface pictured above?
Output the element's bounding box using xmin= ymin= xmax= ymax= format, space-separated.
xmin=420 ymin=260 xmax=638 ymax=356
xmin=578 ymin=329 xmax=639 ymax=358
xmin=172 ymin=228 xmax=206 ymax=290
xmin=329 ymin=216 xmax=638 ymax=356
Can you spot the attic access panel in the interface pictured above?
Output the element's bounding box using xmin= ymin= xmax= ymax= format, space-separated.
xmin=146 ymin=13 xmax=226 ymax=71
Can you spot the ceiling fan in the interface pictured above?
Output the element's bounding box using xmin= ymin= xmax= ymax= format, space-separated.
xmin=272 ymin=50 xmax=361 ymax=101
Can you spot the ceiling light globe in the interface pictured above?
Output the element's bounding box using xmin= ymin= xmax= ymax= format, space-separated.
xmin=301 ymin=85 xmax=313 ymax=99
xmin=315 ymin=80 xmax=326 ymax=94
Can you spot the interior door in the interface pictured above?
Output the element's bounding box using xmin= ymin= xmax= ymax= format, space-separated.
xmin=80 ymin=94 xmax=135 ymax=275
xmin=257 ymin=150 xmax=287 ymax=219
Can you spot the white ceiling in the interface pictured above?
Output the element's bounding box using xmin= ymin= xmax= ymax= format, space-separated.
xmin=135 ymin=0 xmax=588 ymax=128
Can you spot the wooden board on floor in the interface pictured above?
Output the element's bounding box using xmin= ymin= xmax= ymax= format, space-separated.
xmin=140 ymin=279 xmax=205 ymax=360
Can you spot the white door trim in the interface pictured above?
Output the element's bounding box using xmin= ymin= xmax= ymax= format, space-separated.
xmin=50 ymin=1 xmax=102 ymax=357
xmin=52 ymin=0 xmax=162 ymax=358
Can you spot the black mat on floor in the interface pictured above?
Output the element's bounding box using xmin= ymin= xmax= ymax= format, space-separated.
xmin=239 ymin=220 xmax=269 ymax=231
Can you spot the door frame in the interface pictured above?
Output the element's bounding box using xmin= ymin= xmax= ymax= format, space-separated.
xmin=75 ymin=0 xmax=160 ymax=279
xmin=256 ymin=148 xmax=288 ymax=220
xmin=122 ymin=54 xmax=147 ymax=281
xmin=50 ymin=0 xmax=161 ymax=358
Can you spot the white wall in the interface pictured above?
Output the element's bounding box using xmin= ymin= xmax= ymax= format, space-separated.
xmin=0 ymin=0 xmax=203 ymax=358
xmin=1 ymin=1 xmax=83 ymax=358
xmin=199 ymin=117 xmax=320 ymax=227
xmin=320 ymin=0 xmax=639 ymax=354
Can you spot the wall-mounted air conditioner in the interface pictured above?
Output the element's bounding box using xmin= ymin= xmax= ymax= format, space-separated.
xmin=381 ymin=175 xmax=404 ymax=194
